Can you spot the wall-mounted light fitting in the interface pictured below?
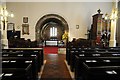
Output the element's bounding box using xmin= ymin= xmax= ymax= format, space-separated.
xmin=76 ymin=25 xmax=79 ymax=29
xmin=105 ymin=8 xmax=118 ymax=21
xmin=0 ymin=8 xmax=14 ymax=30
xmin=0 ymin=8 xmax=14 ymax=18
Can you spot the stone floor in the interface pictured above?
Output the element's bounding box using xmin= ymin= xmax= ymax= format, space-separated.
xmin=40 ymin=54 xmax=72 ymax=80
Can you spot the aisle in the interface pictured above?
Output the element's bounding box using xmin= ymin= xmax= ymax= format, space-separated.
xmin=40 ymin=54 xmax=72 ymax=80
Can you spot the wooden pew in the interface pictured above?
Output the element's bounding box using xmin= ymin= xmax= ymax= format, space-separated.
xmin=74 ymin=56 xmax=120 ymax=80
xmin=66 ymin=46 xmax=120 ymax=66
xmin=2 ymin=63 xmax=32 ymax=80
xmin=2 ymin=48 xmax=44 ymax=70
xmin=2 ymin=51 xmax=41 ymax=72
xmin=66 ymin=45 xmax=75 ymax=65
xmin=69 ymin=48 xmax=106 ymax=71
xmin=2 ymin=56 xmax=38 ymax=80
xmin=69 ymin=48 xmax=120 ymax=72
xmin=69 ymin=48 xmax=96 ymax=71
xmin=82 ymin=62 xmax=120 ymax=80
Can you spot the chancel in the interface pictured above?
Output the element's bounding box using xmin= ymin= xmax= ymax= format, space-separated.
xmin=1 ymin=0 xmax=120 ymax=80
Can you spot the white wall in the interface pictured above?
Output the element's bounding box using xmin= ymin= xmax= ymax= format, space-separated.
xmin=6 ymin=2 xmax=112 ymax=41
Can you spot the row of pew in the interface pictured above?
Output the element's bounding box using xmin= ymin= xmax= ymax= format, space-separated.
xmin=66 ymin=46 xmax=120 ymax=80
xmin=1 ymin=48 xmax=43 ymax=80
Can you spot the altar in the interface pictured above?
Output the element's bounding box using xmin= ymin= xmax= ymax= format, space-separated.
xmin=43 ymin=40 xmax=65 ymax=54
xmin=44 ymin=40 xmax=58 ymax=46
xmin=44 ymin=40 xmax=64 ymax=47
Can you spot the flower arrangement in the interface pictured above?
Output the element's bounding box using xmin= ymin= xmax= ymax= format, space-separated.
xmin=62 ymin=31 xmax=68 ymax=40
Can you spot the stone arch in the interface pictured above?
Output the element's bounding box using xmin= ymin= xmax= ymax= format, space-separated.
xmin=35 ymin=14 xmax=69 ymax=43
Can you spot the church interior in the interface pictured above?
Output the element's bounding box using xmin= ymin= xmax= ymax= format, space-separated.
xmin=1 ymin=0 xmax=120 ymax=80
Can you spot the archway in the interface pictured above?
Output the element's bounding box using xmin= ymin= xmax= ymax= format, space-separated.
xmin=35 ymin=14 xmax=69 ymax=45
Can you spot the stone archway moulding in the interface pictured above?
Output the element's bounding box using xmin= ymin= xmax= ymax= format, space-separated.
xmin=35 ymin=14 xmax=69 ymax=42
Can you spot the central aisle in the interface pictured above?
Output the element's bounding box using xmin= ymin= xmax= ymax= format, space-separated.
xmin=41 ymin=54 xmax=72 ymax=80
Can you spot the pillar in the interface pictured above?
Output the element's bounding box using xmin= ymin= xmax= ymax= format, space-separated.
xmin=109 ymin=19 xmax=117 ymax=47
xmin=109 ymin=0 xmax=118 ymax=47
xmin=1 ymin=6 xmax=8 ymax=49
xmin=1 ymin=23 xmax=8 ymax=49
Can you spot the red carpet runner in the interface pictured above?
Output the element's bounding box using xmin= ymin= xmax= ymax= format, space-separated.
xmin=44 ymin=47 xmax=58 ymax=54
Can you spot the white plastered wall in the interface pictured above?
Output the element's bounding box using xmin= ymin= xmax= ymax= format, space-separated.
xmin=6 ymin=2 xmax=112 ymax=41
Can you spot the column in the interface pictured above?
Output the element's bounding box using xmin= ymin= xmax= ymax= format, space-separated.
xmin=1 ymin=16 xmax=8 ymax=49
xmin=1 ymin=6 xmax=8 ymax=49
xmin=109 ymin=19 xmax=117 ymax=47
xmin=109 ymin=1 xmax=118 ymax=47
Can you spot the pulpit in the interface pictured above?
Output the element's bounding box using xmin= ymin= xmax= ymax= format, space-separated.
xmin=90 ymin=9 xmax=111 ymax=47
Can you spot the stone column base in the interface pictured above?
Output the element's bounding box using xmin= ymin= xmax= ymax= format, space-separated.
xmin=1 ymin=39 xmax=8 ymax=49
xmin=109 ymin=40 xmax=116 ymax=47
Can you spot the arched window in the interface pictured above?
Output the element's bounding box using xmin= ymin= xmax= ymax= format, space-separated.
xmin=50 ymin=27 xmax=57 ymax=37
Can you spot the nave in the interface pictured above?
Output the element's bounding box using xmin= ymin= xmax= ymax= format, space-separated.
xmin=40 ymin=54 xmax=72 ymax=80
xmin=1 ymin=1 xmax=120 ymax=80
xmin=2 ymin=45 xmax=120 ymax=80
xmin=1 ymin=48 xmax=73 ymax=80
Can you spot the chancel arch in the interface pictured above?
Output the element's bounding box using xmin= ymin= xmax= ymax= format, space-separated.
xmin=35 ymin=14 xmax=69 ymax=44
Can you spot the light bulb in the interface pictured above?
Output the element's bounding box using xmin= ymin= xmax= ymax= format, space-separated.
xmin=4 ymin=10 xmax=8 ymax=16
xmin=1 ymin=16 xmax=4 ymax=21
xmin=105 ymin=13 xmax=108 ymax=20
xmin=10 ymin=13 xmax=14 ymax=17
